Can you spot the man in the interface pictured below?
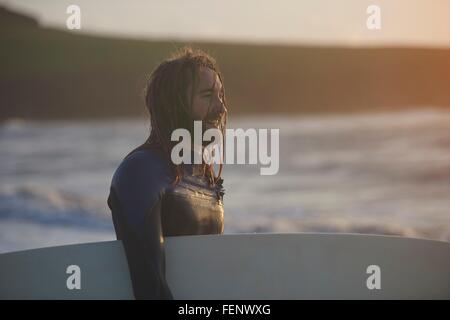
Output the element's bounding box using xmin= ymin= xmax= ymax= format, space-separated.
xmin=107 ymin=47 xmax=228 ymax=299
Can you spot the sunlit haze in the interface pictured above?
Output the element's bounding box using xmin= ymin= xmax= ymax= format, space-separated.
xmin=2 ymin=0 xmax=450 ymax=47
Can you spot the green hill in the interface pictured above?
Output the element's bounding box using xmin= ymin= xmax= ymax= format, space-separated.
xmin=1 ymin=6 xmax=450 ymax=120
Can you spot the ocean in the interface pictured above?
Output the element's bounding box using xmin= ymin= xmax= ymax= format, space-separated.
xmin=1 ymin=109 xmax=449 ymax=253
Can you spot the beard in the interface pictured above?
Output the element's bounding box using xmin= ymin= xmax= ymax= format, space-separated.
xmin=204 ymin=112 xmax=226 ymax=131
xmin=201 ymin=116 xmax=225 ymax=150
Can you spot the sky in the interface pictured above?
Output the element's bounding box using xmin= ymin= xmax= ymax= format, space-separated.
xmin=2 ymin=0 xmax=450 ymax=47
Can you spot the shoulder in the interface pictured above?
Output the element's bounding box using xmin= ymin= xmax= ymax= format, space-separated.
xmin=111 ymin=148 xmax=173 ymax=194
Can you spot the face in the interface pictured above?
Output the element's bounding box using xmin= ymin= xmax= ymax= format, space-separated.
xmin=189 ymin=67 xmax=227 ymax=131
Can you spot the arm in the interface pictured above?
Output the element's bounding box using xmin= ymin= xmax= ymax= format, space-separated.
xmin=108 ymin=150 xmax=173 ymax=300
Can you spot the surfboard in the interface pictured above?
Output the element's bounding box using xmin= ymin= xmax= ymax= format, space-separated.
xmin=0 ymin=233 xmax=449 ymax=299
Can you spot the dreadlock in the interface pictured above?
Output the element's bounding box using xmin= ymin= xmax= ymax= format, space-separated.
xmin=144 ymin=46 xmax=228 ymax=186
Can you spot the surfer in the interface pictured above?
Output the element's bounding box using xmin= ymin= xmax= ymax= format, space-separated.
xmin=107 ymin=47 xmax=228 ymax=299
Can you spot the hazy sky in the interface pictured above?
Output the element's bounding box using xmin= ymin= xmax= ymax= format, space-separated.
xmin=2 ymin=0 xmax=450 ymax=47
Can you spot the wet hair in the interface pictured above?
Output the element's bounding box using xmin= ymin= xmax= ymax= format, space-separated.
xmin=144 ymin=46 xmax=228 ymax=186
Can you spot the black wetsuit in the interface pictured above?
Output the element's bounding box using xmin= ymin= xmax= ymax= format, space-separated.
xmin=107 ymin=144 xmax=225 ymax=299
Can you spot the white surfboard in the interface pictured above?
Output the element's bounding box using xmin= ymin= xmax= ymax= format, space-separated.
xmin=0 ymin=233 xmax=449 ymax=299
